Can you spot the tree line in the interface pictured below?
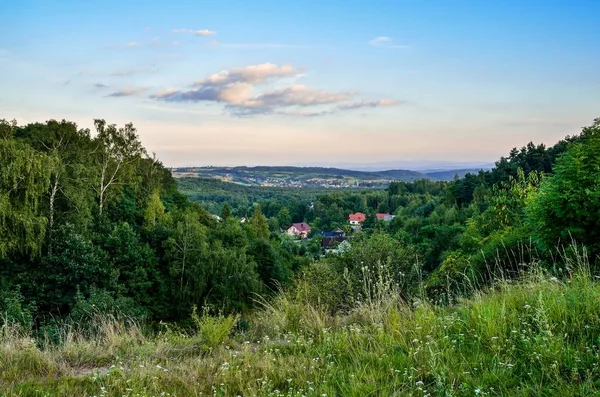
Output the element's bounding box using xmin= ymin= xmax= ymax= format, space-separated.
xmin=1 ymin=117 xmax=599 ymax=329
xmin=0 ymin=119 xmax=308 ymax=328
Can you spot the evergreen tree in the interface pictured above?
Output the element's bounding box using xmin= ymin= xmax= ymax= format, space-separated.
xmin=221 ymin=202 xmax=232 ymax=220
xmin=248 ymin=205 xmax=270 ymax=240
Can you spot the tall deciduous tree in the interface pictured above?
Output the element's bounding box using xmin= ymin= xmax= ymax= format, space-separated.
xmin=165 ymin=209 xmax=208 ymax=313
xmin=16 ymin=120 xmax=96 ymax=245
xmin=144 ymin=190 xmax=166 ymax=228
xmin=527 ymin=120 xmax=600 ymax=259
xmin=93 ymin=119 xmax=146 ymax=215
xmin=0 ymin=120 xmax=54 ymax=257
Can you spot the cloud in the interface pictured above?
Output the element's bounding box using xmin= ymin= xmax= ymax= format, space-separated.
xmin=368 ymin=36 xmax=409 ymax=49
xmin=172 ymin=28 xmax=216 ymax=36
xmin=338 ymin=99 xmax=403 ymax=110
xmin=274 ymin=99 xmax=403 ymax=117
xmin=94 ymin=83 xmax=108 ymax=88
xmin=253 ymin=85 xmax=353 ymax=108
xmin=106 ymin=87 xmax=147 ymax=97
xmin=194 ymin=63 xmax=300 ymax=85
xmin=151 ymin=63 xmax=403 ymax=117
xmin=125 ymin=42 xmax=141 ymax=48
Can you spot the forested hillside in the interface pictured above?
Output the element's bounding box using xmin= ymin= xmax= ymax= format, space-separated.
xmin=0 ymin=118 xmax=312 ymax=324
xmin=2 ymin=117 xmax=600 ymax=395
xmin=1 ymin=117 xmax=599 ymax=324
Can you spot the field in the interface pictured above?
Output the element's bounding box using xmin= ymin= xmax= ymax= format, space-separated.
xmin=3 ymin=256 xmax=600 ymax=396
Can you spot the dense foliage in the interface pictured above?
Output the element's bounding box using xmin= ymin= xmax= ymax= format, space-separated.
xmin=0 ymin=118 xmax=304 ymax=327
xmin=1 ymin=116 xmax=600 ymax=336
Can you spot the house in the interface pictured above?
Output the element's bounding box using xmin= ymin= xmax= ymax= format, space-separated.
xmin=287 ymin=222 xmax=311 ymax=238
xmin=320 ymin=228 xmax=346 ymax=248
xmin=321 ymin=228 xmax=345 ymax=238
xmin=326 ymin=239 xmax=351 ymax=254
xmin=376 ymin=213 xmax=395 ymax=222
xmin=348 ymin=212 xmax=366 ymax=225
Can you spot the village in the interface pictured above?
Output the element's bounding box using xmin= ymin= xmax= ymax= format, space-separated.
xmin=284 ymin=212 xmax=396 ymax=251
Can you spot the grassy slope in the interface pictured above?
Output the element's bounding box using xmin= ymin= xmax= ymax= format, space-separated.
xmin=3 ymin=267 xmax=600 ymax=396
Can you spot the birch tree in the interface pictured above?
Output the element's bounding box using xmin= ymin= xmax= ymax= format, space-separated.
xmin=93 ymin=119 xmax=146 ymax=216
xmin=17 ymin=120 xmax=96 ymax=245
xmin=0 ymin=119 xmax=54 ymax=257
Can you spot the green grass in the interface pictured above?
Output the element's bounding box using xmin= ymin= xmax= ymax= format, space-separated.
xmin=3 ymin=267 xmax=600 ymax=396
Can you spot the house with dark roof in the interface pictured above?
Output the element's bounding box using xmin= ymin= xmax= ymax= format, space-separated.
xmin=321 ymin=228 xmax=345 ymax=238
xmin=320 ymin=228 xmax=346 ymax=248
xmin=286 ymin=222 xmax=311 ymax=239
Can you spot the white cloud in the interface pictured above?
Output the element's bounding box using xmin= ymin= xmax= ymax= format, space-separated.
xmin=368 ymin=36 xmax=409 ymax=49
xmin=172 ymin=28 xmax=216 ymax=36
xmin=194 ymin=63 xmax=300 ymax=86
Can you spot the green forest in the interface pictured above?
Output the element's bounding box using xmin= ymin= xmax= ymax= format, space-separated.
xmin=1 ymin=117 xmax=600 ymax=395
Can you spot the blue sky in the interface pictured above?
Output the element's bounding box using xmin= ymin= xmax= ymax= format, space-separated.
xmin=1 ymin=0 xmax=599 ymax=167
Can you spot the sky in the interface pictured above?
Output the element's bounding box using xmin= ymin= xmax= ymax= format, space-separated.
xmin=1 ymin=0 xmax=599 ymax=168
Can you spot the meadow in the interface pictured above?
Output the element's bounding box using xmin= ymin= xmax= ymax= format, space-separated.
xmin=2 ymin=249 xmax=599 ymax=396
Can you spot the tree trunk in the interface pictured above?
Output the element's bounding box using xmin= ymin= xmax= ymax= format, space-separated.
xmin=48 ymin=176 xmax=59 ymax=254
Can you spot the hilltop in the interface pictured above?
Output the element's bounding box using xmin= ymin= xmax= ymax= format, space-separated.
xmin=171 ymin=165 xmax=487 ymax=188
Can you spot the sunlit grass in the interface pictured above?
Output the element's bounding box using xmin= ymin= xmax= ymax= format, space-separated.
xmin=3 ymin=261 xmax=600 ymax=396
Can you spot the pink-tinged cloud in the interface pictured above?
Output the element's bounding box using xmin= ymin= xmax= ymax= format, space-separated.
xmin=253 ymin=85 xmax=353 ymax=107
xmin=150 ymin=63 xmax=404 ymax=116
xmin=194 ymin=63 xmax=300 ymax=85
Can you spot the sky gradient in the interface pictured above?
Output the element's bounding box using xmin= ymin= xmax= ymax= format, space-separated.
xmin=1 ymin=0 xmax=599 ymax=168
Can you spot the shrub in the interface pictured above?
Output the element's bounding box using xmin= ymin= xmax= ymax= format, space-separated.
xmin=0 ymin=288 xmax=34 ymax=333
xmin=191 ymin=305 xmax=238 ymax=351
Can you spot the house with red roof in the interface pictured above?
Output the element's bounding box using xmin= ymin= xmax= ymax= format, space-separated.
xmin=286 ymin=222 xmax=311 ymax=239
xmin=376 ymin=213 xmax=395 ymax=222
xmin=348 ymin=212 xmax=366 ymax=225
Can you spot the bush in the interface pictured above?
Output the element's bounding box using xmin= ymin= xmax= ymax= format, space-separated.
xmin=0 ymin=288 xmax=34 ymax=333
xmin=69 ymin=287 xmax=149 ymax=327
xmin=191 ymin=305 xmax=238 ymax=351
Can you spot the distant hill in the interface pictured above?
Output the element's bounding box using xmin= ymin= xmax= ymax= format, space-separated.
xmin=171 ymin=166 xmax=484 ymax=187
xmin=424 ymin=169 xmax=485 ymax=180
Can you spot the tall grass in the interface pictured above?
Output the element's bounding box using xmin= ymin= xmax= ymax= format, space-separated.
xmin=2 ymin=253 xmax=600 ymax=396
